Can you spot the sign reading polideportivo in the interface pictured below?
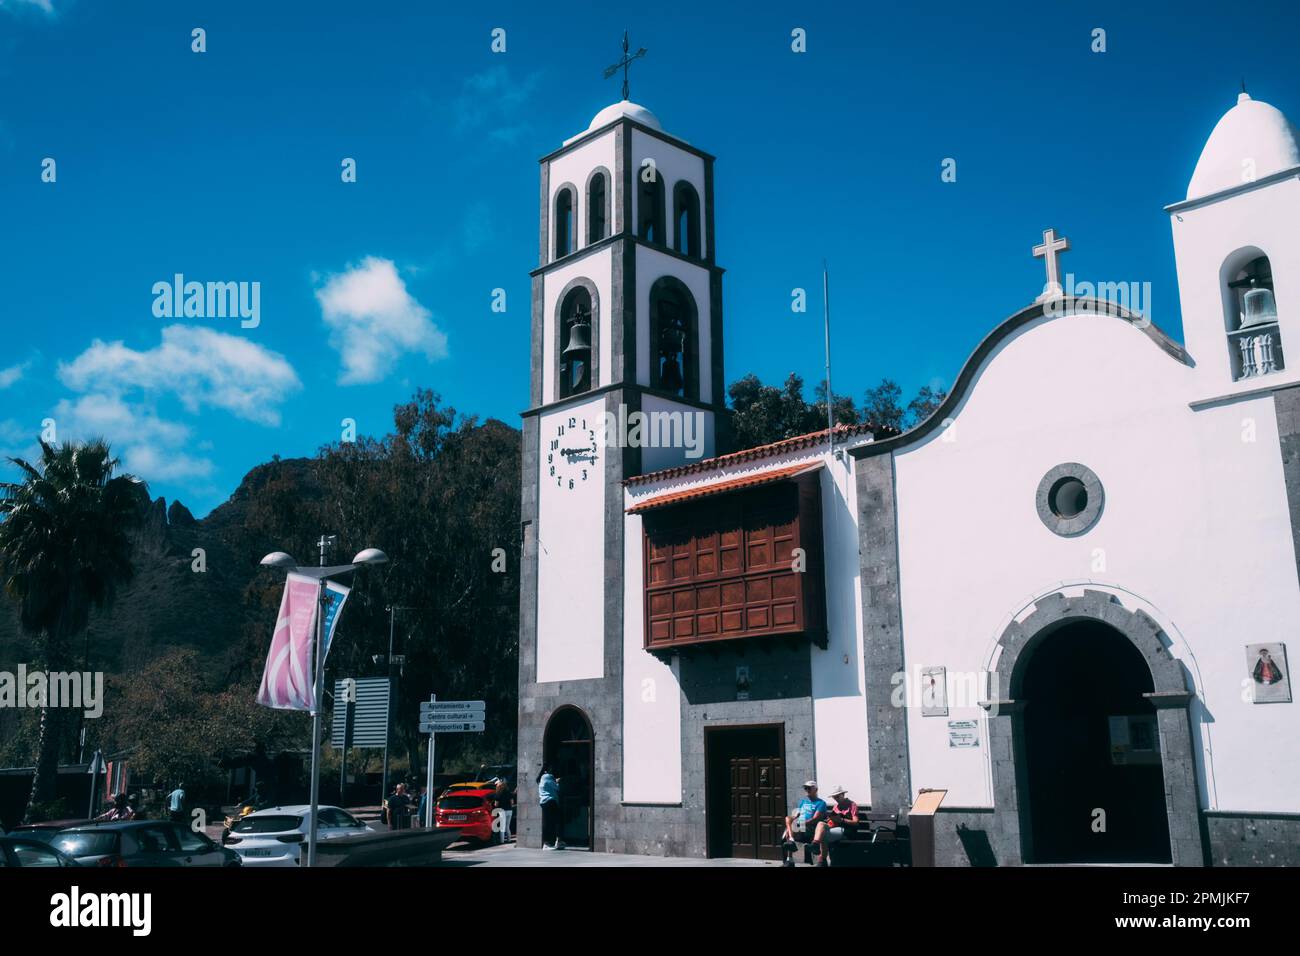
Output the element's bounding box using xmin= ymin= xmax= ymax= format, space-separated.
xmin=419 ymin=719 xmax=485 ymax=734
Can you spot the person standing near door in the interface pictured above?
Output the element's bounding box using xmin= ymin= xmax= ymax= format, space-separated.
xmin=538 ymin=764 xmax=564 ymax=850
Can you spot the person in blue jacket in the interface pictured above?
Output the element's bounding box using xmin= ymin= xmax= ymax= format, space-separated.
xmin=537 ymin=764 xmax=564 ymax=850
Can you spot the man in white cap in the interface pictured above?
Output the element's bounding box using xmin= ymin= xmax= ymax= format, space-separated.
xmin=781 ymin=780 xmax=829 ymax=866
xmin=813 ymin=785 xmax=860 ymax=866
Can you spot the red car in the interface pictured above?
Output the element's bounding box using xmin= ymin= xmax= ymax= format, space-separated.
xmin=434 ymin=787 xmax=497 ymax=843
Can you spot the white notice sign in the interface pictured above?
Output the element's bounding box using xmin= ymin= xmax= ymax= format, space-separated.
xmin=947 ymin=719 xmax=980 ymax=749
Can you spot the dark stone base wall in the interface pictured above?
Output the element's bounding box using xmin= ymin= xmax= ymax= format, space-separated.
xmin=930 ymin=809 xmax=1013 ymax=867
xmin=1204 ymin=812 xmax=1300 ymax=866
xmin=929 ymin=809 xmax=1300 ymax=867
xmin=676 ymin=641 xmax=816 ymax=858
xmin=519 ymin=641 xmax=818 ymax=858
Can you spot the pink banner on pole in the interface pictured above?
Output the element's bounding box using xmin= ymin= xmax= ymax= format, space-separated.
xmin=256 ymin=573 xmax=320 ymax=711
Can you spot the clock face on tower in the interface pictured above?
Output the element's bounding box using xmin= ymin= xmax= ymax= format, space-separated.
xmin=546 ymin=414 xmax=600 ymax=491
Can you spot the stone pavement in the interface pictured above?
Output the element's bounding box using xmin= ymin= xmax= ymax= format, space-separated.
xmin=440 ymin=841 xmax=776 ymax=867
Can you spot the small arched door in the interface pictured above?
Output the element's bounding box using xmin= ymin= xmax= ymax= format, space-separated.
xmin=543 ymin=706 xmax=594 ymax=849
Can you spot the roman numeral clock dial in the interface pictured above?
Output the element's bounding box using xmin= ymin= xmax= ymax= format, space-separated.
xmin=547 ymin=416 xmax=599 ymax=490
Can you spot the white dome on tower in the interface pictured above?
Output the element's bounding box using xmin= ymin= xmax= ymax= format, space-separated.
xmin=587 ymin=100 xmax=662 ymax=133
xmin=1187 ymin=92 xmax=1300 ymax=201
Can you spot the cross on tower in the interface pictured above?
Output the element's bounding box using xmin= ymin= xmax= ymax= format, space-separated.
xmin=603 ymin=31 xmax=647 ymax=101
xmin=1032 ymin=227 xmax=1070 ymax=302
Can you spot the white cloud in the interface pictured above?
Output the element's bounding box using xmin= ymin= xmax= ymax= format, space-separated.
xmin=451 ymin=65 xmax=542 ymax=146
xmin=0 ymin=0 xmax=56 ymax=15
xmin=58 ymin=324 xmax=301 ymax=426
xmin=315 ymin=257 xmax=448 ymax=385
xmin=52 ymin=393 xmax=213 ymax=483
xmin=0 ymin=361 xmax=29 ymax=389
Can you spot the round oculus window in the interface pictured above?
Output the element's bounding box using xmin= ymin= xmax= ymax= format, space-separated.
xmin=1036 ymin=464 xmax=1103 ymax=536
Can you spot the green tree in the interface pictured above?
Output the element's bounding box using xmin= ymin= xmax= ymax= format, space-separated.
xmin=812 ymin=379 xmax=861 ymax=430
xmin=728 ymin=373 xmax=822 ymax=449
xmin=727 ymin=373 xmax=947 ymax=449
xmin=0 ymin=440 xmax=151 ymax=821
xmin=906 ymin=384 xmax=949 ymax=428
xmin=97 ymin=648 xmax=303 ymax=792
xmin=861 ymin=379 xmax=905 ymax=432
xmin=312 ymin=389 xmax=521 ymax=773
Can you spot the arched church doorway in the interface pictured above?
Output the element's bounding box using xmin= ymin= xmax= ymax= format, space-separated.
xmin=1019 ymin=620 xmax=1172 ymax=863
xmin=543 ymin=706 xmax=594 ymax=850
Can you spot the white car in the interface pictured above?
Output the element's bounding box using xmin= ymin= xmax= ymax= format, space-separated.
xmin=226 ymin=805 xmax=374 ymax=867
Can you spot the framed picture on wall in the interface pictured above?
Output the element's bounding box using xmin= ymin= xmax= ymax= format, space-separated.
xmin=1246 ymin=643 xmax=1291 ymax=704
xmin=921 ymin=666 xmax=948 ymax=716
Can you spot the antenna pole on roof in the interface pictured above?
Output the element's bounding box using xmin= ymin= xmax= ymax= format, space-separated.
xmin=823 ymin=260 xmax=835 ymax=456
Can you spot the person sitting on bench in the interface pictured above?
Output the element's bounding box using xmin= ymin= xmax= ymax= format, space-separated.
xmin=813 ymin=785 xmax=860 ymax=865
xmin=782 ymin=780 xmax=829 ymax=866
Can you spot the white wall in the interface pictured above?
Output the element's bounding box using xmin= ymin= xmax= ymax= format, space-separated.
xmin=621 ymin=509 xmax=685 ymax=802
xmin=620 ymin=442 xmax=874 ymax=804
xmin=637 ymin=391 xmax=716 ymax=474
xmin=535 ymin=395 xmax=608 ymax=683
xmin=892 ymin=307 xmax=1300 ymax=812
xmin=810 ymin=451 xmax=872 ymax=804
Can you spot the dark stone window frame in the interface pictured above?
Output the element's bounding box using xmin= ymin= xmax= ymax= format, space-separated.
xmin=553 ymin=182 xmax=578 ymax=260
xmin=982 ymin=589 xmax=1204 ymax=866
xmin=647 ymin=274 xmax=700 ymax=402
xmin=585 ymin=166 xmax=612 ymax=247
xmin=673 ymin=180 xmax=702 ymax=259
xmin=1035 ymin=462 xmax=1103 ymax=536
xmin=553 ymin=277 xmax=601 ymax=402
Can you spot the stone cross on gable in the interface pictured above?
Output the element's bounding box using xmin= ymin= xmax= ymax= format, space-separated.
xmin=1032 ymin=227 xmax=1070 ymax=302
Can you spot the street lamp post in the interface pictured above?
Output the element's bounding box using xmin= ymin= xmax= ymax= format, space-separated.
xmin=260 ymin=541 xmax=388 ymax=867
xmin=379 ymin=605 xmax=410 ymax=815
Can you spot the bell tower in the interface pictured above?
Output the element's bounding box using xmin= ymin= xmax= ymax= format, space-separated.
xmin=1168 ymin=91 xmax=1300 ymax=394
xmin=516 ymin=96 xmax=727 ymax=849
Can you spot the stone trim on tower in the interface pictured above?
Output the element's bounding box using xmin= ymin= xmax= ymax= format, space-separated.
xmin=1275 ymin=383 xmax=1300 ymax=591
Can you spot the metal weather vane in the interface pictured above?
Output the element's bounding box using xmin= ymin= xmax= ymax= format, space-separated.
xmin=603 ymin=30 xmax=647 ymax=101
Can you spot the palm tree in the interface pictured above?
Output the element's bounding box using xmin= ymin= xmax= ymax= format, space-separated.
xmin=0 ymin=439 xmax=150 ymax=821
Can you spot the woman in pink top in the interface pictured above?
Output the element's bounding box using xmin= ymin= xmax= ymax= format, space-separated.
xmin=813 ymin=785 xmax=859 ymax=866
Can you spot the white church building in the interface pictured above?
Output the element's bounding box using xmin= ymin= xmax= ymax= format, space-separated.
xmin=516 ymin=90 xmax=1300 ymax=865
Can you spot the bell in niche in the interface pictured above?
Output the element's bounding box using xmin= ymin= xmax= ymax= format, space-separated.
xmin=1241 ymin=277 xmax=1278 ymax=329
xmin=659 ymin=354 xmax=684 ymax=392
xmin=657 ymin=320 xmax=686 ymax=393
xmin=562 ymin=313 xmax=592 ymax=361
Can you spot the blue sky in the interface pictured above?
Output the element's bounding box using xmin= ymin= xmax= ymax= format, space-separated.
xmin=1 ymin=0 xmax=1298 ymax=516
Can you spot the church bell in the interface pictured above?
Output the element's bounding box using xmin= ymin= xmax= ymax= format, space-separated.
xmin=562 ymin=316 xmax=592 ymax=360
xmin=659 ymin=354 xmax=685 ymax=392
xmin=1242 ymin=278 xmax=1279 ymax=328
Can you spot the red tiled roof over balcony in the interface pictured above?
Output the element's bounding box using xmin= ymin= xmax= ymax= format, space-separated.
xmin=626 ymin=462 xmax=820 ymax=514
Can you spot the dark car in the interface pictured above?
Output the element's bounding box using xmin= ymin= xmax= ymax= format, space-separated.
xmin=4 ymin=819 xmax=93 ymax=845
xmin=0 ymin=837 xmax=81 ymax=868
xmin=50 ymin=820 xmax=240 ymax=868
